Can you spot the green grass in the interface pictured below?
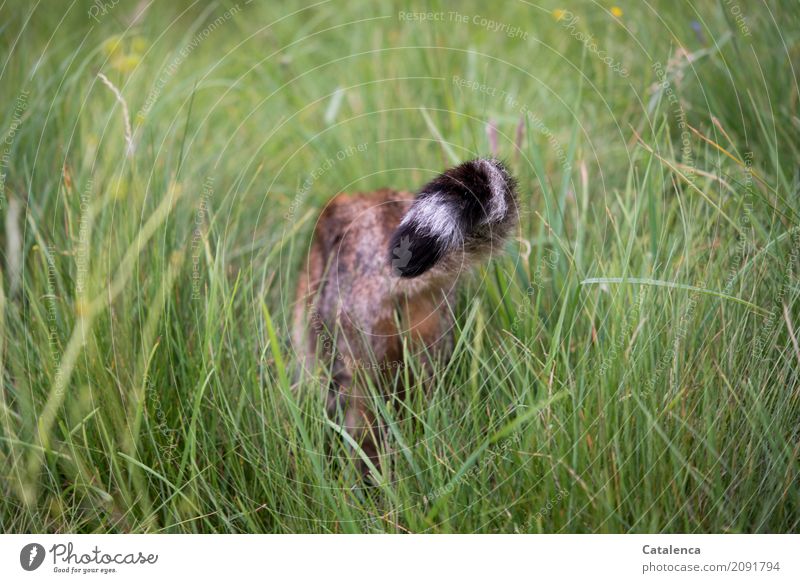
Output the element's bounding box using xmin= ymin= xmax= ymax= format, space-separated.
xmin=1 ymin=0 xmax=799 ymax=533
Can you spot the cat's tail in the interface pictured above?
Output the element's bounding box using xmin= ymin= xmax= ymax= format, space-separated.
xmin=388 ymin=158 xmax=518 ymax=278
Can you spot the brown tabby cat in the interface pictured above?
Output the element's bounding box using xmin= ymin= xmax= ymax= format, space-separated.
xmin=293 ymin=158 xmax=518 ymax=473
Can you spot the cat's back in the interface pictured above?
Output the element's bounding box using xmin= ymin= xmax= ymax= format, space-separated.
xmin=313 ymin=188 xmax=413 ymax=285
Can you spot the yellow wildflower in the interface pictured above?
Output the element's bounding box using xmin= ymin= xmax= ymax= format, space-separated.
xmin=131 ymin=36 xmax=147 ymax=54
xmin=610 ymin=6 xmax=623 ymax=18
xmin=111 ymin=54 xmax=141 ymax=74
xmin=101 ymin=35 xmax=146 ymax=74
xmin=102 ymin=35 xmax=123 ymax=58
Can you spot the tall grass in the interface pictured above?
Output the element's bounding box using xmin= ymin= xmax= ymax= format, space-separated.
xmin=1 ymin=0 xmax=798 ymax=533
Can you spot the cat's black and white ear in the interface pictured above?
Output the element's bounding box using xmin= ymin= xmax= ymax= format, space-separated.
xmin=388 ymin=158 xmax=518 ymax=278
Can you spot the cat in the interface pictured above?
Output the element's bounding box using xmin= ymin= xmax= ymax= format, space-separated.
xmin=293 ymin=158 xmax=518 ymax=474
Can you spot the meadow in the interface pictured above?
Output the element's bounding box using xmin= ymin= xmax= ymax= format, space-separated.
xmin=1 ymin=0 xmax=798 ymax=533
